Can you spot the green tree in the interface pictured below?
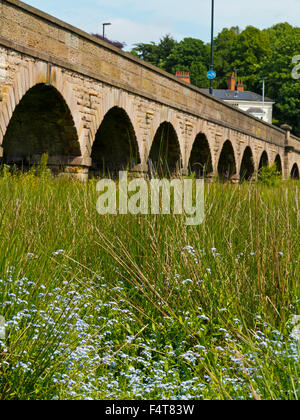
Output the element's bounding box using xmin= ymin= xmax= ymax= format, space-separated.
xmin=260 ymin=24 xmax=300 ymax=135
xmin=163 ymin=38 xmax=210 ymax=87
xmin=157 ymin=34 xmax=177 ymax=67
xmin=231 ymin=26 xmax=271 ymax=92
xmin=131 ymin=34 xmax=177 ymax=68
xmin=214 ymin=26 xmax=271 ymax=91
xmin=131 ymin=41 xmax=161 ymax=66
xmin=214 ymin=27 xmax=240 ymax=88
xmin=129 ymin=24 xmax=300 ymax=136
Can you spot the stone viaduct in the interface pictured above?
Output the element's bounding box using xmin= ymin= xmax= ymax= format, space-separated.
xmin=0 ymin=0 xmax=300 ymax=181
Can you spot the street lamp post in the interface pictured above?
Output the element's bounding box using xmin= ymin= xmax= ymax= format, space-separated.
xmin=209 ymin=0 xmax=215 ymax=95
xmin=102 ymin=22 xmax=111 ymax=39
xmin=261 ymin=78 xmax=268 ymax=121
xmin=262 ymin=78 xmax=265 ymax=120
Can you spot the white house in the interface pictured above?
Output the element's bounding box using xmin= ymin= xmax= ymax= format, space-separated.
xmin=202 ymin=73 xmax=275 ymax=124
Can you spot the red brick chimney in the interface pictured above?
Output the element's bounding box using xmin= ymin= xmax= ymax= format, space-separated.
xmin=176 ymin=71 xmax=191 ymax=84
xmin=228 ymin=73 xmax=236 ymax=91
xmin=237 ymin=80 xmax=244 ymax=92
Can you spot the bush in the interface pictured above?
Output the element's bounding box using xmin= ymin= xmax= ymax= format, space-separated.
xmin=0 ymin=164 xmax=11 ymax=178
xmin=258 ymin=164 xmax=282 ymax=187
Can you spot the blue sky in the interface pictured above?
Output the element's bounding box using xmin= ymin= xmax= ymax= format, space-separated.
xmin=25 ymin=0 xmax=300 ymax=50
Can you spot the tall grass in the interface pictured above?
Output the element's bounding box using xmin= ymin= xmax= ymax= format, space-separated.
xmin=0 ymin=170 xmax=299 ymax=400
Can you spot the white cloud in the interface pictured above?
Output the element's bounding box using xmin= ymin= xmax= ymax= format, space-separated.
xmin=92 ymin=0 xmax=300 ymax=27
xmin=105 ymin=18 xmax=176 ymax=48
xmin=25 ymin=0 xmax=300 ymax=48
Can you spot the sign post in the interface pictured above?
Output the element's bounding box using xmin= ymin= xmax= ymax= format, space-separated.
xmin=209 ymin=0 xmax=215 ymax=95
xmin=207 ymin=70 xmax=216 ymax=81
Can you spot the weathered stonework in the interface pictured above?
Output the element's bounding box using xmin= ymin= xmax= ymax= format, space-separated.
xmin=0 ymin=0 xmax=299 ymax=180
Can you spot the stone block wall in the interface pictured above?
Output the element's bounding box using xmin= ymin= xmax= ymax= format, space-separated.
xmin=0 ymin=0 xmax=299 ymax=180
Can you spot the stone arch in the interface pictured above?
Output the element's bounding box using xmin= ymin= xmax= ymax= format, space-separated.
xmin=145 ymin=107 xmax=185 ymax=167
xmin=2 ymin=83 xmax=81 ymax=168
xmin=0 ymin=62 xmax=85 ymax=159
xmin=148 ymin=121 xmax=182 ymax=176
xmin=188 ymin=132 xmax=213 ymax=177
xmin=87 ymin=87 xmax=142 ymax=163
xmin=258 ymin=150 xmax=269 ymax=171
xmin=91 ymin=106 xmax=140 ymax=176
xmin=274 ymin=154 xmax=282 ymax=174
xmin=291 ymin=163 xmax=299 ymax=179
xmin=240 ymin=146 xmax=255 ymax=181
xmin=217 ymin=140 xmax=237 ymax=181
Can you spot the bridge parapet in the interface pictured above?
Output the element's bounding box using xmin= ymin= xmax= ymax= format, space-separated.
xmin=290 ymin=134 xmax=300 ymax=149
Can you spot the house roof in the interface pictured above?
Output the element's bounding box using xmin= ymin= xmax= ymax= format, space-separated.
xmin=201 ymin=89 xmax=274 ymax=103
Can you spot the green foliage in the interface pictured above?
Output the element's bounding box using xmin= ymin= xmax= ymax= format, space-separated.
xmin=0 ymin=154 xmax=52 ymax=179
xmin=131 ymin=23 xmax=300 ymax=136
xmin=215 ymin=26 xmax=272 ymax=92
xmin=258 ymin=164 xmax=282 ymax=187
xmin=0 ymin=164 xmax=11 ymax=178
xmin=163 ymin=38 xmax=210 ymax=87
xmin=35 ymin=153 xmax=51 ymax=178
xmin=213 ymin=27 xmax=240 ymax=87
xmin=131 ymin=34 xmax=177 ymax=68
xmin=260 ymin=24 xmax=300 ymax=133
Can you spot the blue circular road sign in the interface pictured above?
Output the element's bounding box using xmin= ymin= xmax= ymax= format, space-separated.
xmin=207 ymin=70 xmax=216 ymax=80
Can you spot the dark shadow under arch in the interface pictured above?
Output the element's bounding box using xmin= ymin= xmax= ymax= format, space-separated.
xmin=2 ymin=83 xmax=80 ymax=168
xmin=291 ymin=163 xmax=299 ymax=179
xmin=217 ymin=140 xmax=237 ymax=181
xmin=258 ymin=151 xmax=269 ymax=171
xmin=188 ymin=133 xmax=213 ymax=177
xmin=275 ymin=154 xmax=282 ymax=174
xmin=148 ymin=122 xmax=181 ymax=176
xmin=240 ymin=146 xmax=255 ymax=181
xmin=91 ymin=106 xmax=140 ymax=176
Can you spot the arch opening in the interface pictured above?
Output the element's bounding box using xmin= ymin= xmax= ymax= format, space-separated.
xmin=274 ymin=154 xmax=282 ymax=174
xmin=188 ymin=133 xmax=213 ymax=178
xmin=217 ymin=140 xmax=237 ymax=181
xmin=291 ymin=163 xmax=299 ymax=180
xmin=91 ymin=107 xmax=140 ymax=177
xmin=2 ymin=83 xmax=81 ymax=169
xmin=240 ymin=147 xmax=255 ymax=181
xmin=148 ymin=122 xmax=181 ymax=176
xmin=258 ymin=151 xmax=269 ymax=171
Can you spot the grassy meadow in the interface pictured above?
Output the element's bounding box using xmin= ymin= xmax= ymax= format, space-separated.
xmin=0 ymin=168 xmax=299 ymax=400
